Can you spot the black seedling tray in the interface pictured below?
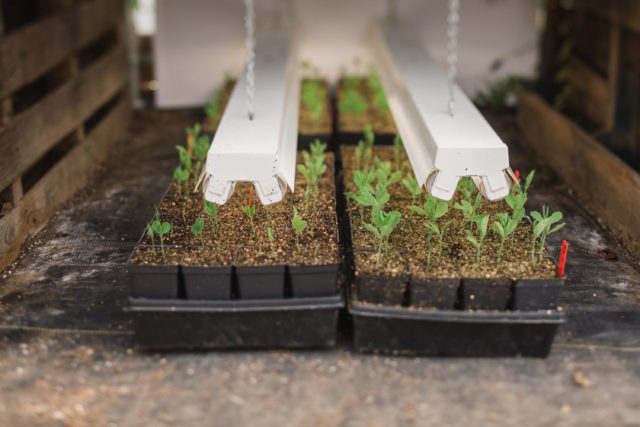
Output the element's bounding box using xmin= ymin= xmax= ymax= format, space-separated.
xmin=129 ymin=294 xmax=343 ymax=349
xmin=350 ymin=299 xmax=565 ymax=357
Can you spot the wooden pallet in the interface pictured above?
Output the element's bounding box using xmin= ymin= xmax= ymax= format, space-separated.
xmin=0 ymin=0 xmax=131 ymax=271
xmin=518 ymin=90 xmax=640 ymax=257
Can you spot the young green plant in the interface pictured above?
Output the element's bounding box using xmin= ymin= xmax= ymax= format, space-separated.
xmin=393 ymin=134 xmax=403 ymax=171
xmin=402 ymin=174 xmax=422 ymax=210
xmin=465 ymin=214 xmax=489 ymax=265
xmin=530 ymin=205 xmax=565 ymax=264
xmin=492 ymin=212 xmax=519 ymax=263
xmin=191 ymin=217 xmax=205 ymax=248
xmin=204 ymin=200 xmax=219 ymax=237
xmin=291 ymin=207 xmax=307 ymax=253
xmin=150 ymin=219 xmax=172 ymax=261
xmin=454 ymin=192 xmax=482 ymax=231
xmin=244 ymin=187 xmax=256 ymax=237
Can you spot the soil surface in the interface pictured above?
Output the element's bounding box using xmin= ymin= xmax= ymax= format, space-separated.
xmin=0 ymin=110 xmax=639 ymax=426
xmin=336 ymin=77 xmax=397 ymax=135
xmin=130 ymin=150 xmax=339 ymax=268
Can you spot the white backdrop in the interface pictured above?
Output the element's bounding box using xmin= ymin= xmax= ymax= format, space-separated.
xmin=154 ymin=0 xmax=539 ymax=108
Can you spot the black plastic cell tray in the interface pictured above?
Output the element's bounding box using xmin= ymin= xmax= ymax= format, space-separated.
xmin=128 ymin=294 xmax=344 ymax=349
xmin=349 ymin=299 xmax=565 ymax=357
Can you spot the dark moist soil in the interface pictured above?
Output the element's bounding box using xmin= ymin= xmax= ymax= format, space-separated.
xmin=341 ymin=145 xmax=558 ymax=285
xmin=131 ymin=152 xmax=339 ymax=268
xmin=298 ymin=79 xmax=333 ymax=136
xmin=336 ymin=76 xmax=397 ymax=135
xmin=201 ymin=79 xmax=235 ymax=133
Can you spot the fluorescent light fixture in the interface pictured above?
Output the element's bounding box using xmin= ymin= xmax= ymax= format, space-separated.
xmin=370 ymin=23 xmax=514 ymax=201
xmin=202 ymin=29 xmax=299 ymax=205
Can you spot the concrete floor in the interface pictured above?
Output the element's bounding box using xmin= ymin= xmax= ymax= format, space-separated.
xmin=0 ymin=111 xmax=638 ymax=426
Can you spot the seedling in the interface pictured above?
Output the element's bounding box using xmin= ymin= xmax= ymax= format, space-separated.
xmin=354 ymin=140 xmax=364 ymax=172
xmin=465 ymin=214 xmax=489 ymax=265
xmin=454 ymin=193 xmax=482 ymax=231
xmin=457 ymin=177 xmax=476 ymax=202
xmin=422 ymin=219 xmax=451 ymax=266
xmin=205 ymin=89 xmax=222 ymax=120
xmin=339 ymin=88 xmax=367 ymax=113
xmin=492 ymin=212 xmax=519 ymax=263
xmin=173 ymin=166 xmax=190 ymax=197
xmin=267 ymin=227 xmax=276 ymax=256
xmin=365 ymin=208 xmax=401 ymax=264
xmin=204 ymin=200 xmax=219 ymax=237
xmin=530 ymin=205 xmax=565 ymax=264
xmin=191 ymin=217 xmax=205 ymax=248
xmin=402 ymin=174 xmax=422 ymax=208
xmin=357 ymin=124 xmax=375 ymax=173
xmin=347 ymin=170 xmax=376 ymax=223
xmin=297 ymin=148 xmax=327 ymax=211
xmin=176 ymin=145 xmax=192 ymax=173
xmin=145 ymin=223 xmax=155 ymax=255
xmin=301 ymin=78 xmax=324 ymax=120
xmin=151 ymin=220 xmax=172 ymax=261
xmin=264 ymin=205 xmax=272 ymax=227
xmin=244 ymin=187 xmax=256 ymax=237
xmin=411 ymin=195 xmax=449 ymax=224
xmin=368 ymin=67 xmax=390 ymax=112
xmin=393 ymin=134 xmax=403 ymax=171
xmin=292 ymin=208 xmax=307 ymax=253
xmin=374 ymin=158 xmax=402 ymax=193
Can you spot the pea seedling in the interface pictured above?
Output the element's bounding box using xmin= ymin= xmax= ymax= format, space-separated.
xmin=530 ymin=205 xmax=565 ymax=264
xmin=368 ymin=67 xmax=390 ymax=112
xmin=365 ymin=208 xmax=401 ymax=264
xmin=173 ymin=166 xmax=190 ymax=197
xmin=454 ymin=193 xmax=482 ymax=231
xmin=204 ymin=200 xmax=219 ymax=237
xmin=292 ymin=208 xmax=308 ymax=253
xmin=339 ymin=88 xmax=367 ymax=114
xmin=402 ymin=174 xmax=422 ymax=208
xmin=393 ymin=134 xmax=403 ymax=171
xmin=191 ymin=217 xmax=205 ymax=248
xmin=267 ymin=227 xmax=275 ymax=256
xmin=151 ymin=220 xmax=172 ymax=261
xmin=492 ymin=212 xmax=519 ymax=263
xmin=465 ymin=214 xmax=489 ymax=265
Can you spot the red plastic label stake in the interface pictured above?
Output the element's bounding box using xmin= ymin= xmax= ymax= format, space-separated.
xmin=249 ymin=186 xmax=253 ymax=209
xmin=513 ymin=169 xmax=520 ymax=194
xmin=558 ymin=240 xmax=569 ymax=278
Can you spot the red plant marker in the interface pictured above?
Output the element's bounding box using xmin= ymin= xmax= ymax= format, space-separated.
xmin=558 ymin=240 xmax=569 ymax=278
xmin=249 ymin=186 xmax=253 ymax=209
xmin=513 ymin=169 xmax=520 ymax=194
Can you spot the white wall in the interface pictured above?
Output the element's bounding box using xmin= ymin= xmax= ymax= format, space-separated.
xmin=154 ymin=0 xmax=539 ymax=108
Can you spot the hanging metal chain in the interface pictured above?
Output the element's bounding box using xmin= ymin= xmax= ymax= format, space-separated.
xmin=446 ymin=0 xmax=460 ymax=117
xmin=244 ymin=0 xmax=256 ymax=120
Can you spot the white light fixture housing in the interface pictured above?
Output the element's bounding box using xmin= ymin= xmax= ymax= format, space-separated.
xmin=201 ymin=29 xmax=299 ymax=205
xmin=370 ymin=23 xmax=514 ymax=201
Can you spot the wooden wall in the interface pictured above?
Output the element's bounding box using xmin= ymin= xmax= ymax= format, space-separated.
xmin=0 ymin=0 xmax=131 ymax=270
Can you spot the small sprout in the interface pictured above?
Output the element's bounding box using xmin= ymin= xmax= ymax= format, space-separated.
xmin=457 ymin=177 xmax=476 ymax=202
xmin=301 ymin=75 xmax=324 ymax=120
xmin=204 ymin=89 xmax=221 ymax=120
xmin=465 ymin=214 xmax=489 ymax=265
xmin=297 ymin=144 xmax=327 ymax=212
xmin=530 ymin=205 xmax=565 ymax=264
xmin=173 ymin=166 xmax=190 ymax=197
xmin=292 ymin=208 xmax=307 ymax=253
xmin=365 ymin=208 xmax=401 ymax=264
xmin=393 ymin=134 xmax=403 ymax=171
xmin=176 ymin=145 xmax=192 ymax=172
xmin=422 ymin=220 xmax=451 ymax=266
xmin=151 ymin=220 xmax=172 ymax=261
xmin=368 ymin=66 xmax=390 ymax=112
xmin=411 ymin=195 xmax=449 ymax=224
xmin=402 ymin=174 xmax=422 ymax=208
xmin=454 ymin=192 xmax=482 ymax=231
xmin=244 ymin=187 xmax=256 ymax=237
xmin=191 ymin=217 xmax=205 ymax=248
xmin=492 ymin=212 xmax=519 ymax=263
xmin=264 ymin=205 xmax=272 ymax=227
xmin=146 ymin=223 xmax=155 ymax=255
xmin=204 ymin=200 xmax=219 ymax=237
xmin=267 ymin=227 xmax=275 ymax=256
xmin=354 ymin=140 xmax=364 ymax=172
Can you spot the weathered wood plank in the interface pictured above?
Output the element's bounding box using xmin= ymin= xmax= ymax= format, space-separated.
xmin=0 ymin=0 xmax=121 ymax=99
xmin=518 ymin=91 xmax=640 ymax=256
xmin=0 ymin=95 xmax=131 ymax=271
xmin=0 ymin=45 xmax=128 ymax=191
xmin=571 ymin=10 xmax=612 ymax=76
xmin=575 ymin=0 xmax=640 ymax=33
xmin=564 ymin=55 xmax=611 ymax=130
